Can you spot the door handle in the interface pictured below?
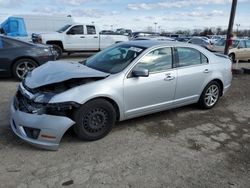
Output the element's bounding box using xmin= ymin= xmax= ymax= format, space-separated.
xmin=164 ymin=75 xmax=175 ymax=81
xmin=93 ymin=36 xmax=98 ymax=38
xmin=203 ymin=69 xmax=210 ymax=73
xmin=80 ymin=36 xmax=85 ymax=38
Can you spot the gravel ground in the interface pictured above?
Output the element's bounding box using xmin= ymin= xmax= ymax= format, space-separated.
xmin=0 ymin=57 xmax=249 ymax=187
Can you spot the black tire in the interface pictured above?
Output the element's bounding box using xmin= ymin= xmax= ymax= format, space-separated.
xmin=228 ymin=53 xmax=235 ymax=63
xmin=53 ymin=44 xmax=63 ymax=60
xmin=198 ymin=81 xmax=221 ymax=109
xmin=73 ymin=99 xmax=116 ymax=141
xmin=12 ymin=58 xmax=38 ymax=80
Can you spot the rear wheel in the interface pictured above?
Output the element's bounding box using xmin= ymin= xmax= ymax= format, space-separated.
xmin=53 ymin=44 xmax=63 ymax=60
xmin=12 ymin=59 xmax=38 ymax=80
xmin=198 ymin=81 xmax=221 ymax=109
xmin=73 ymin=99 xmax=116 ymax=141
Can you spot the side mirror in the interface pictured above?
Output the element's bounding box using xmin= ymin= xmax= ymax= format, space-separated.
xmin=132 ymin=67 xmax=149 ymax=77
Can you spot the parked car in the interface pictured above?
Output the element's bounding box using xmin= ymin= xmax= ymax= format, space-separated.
xmin=99 ymin=30 xmax=116 ymax=35
xmin=131 ymin=31 xmax=160 ymax=39
xmin=176 ymin=37 xmax=191 ymax=42
xmin=0 ymin=35 xmax=55 ymax=80
xmin=208 ymin=38 xmax=238 ymax=53
xmin=209 ymin=38 xmax=250 ymax=61
xmin=32 ymin=24 xmax=129 ymax=59
xmin=208 ymin=35 xmax=224 ymax=44
xmin=116 ymin=28 xmax=133 ymax=37
xmin=187 ymin=37 xmax=211 ymax=50
xmin=132 ymin=36 xmax=175 ymax=41
xmin=228 ymin=39 xmax=250 ymax=62
xmin=11 ymin=40 xmax=232 ymax=150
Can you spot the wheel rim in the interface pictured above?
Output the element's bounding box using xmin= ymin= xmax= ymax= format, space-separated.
xmin=204 ymin=84 xmax=219 ymax=107
xmin=82 ymin=108 xmax=108 ymax=134
xmin=16 ymin=61 xmax=36 ymax=79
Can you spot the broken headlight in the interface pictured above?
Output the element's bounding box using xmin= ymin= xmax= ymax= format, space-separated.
xmin=33 ymin=92 xmax=56 ymax=103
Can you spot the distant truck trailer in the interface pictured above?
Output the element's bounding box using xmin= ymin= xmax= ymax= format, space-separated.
xmin=0 ymin=15 xmax=74 ymax=41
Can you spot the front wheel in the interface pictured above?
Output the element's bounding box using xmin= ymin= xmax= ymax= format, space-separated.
xmin=198 ymin=81 xmax=221 ymax=109
xmin=73 ymin=99 xmax=116 ymax=141
xmin=53 ymin=44 xmax=63 ymax=60
xmin=228 ymin=53 xmax=235 ymax=63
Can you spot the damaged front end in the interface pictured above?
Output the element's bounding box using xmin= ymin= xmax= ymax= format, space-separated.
xmin=10 ymin=61 xmax=109 ymax=150
xmin=17 ymin=77 xmax=104 ymax=116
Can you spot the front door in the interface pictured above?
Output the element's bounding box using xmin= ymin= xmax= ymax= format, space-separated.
xmin=123 ymin=47 xmax=177 ymax=118
xmin=64 ymin=25 xmax=86 ymax=50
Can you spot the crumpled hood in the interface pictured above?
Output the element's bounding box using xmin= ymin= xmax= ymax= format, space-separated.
xmin=24 ymin=61 xmax=109 ymax=89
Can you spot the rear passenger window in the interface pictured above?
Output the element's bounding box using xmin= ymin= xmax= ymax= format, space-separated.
xmin=176 ymin=47 xmax=208 ymax=67
xmin=86 ymin=25 xmax=96 ymax=35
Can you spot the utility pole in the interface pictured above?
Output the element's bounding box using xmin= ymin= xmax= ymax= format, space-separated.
xmin=224 ymin=0 xmax=238 ymax=55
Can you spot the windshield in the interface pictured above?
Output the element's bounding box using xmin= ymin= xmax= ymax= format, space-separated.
xmin=85 ymin=44 xmax=146 ymax=74
xmin=57 ymin=25 xmax=72 ymax=33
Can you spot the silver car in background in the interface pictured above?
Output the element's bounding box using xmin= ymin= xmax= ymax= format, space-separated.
xmin=10 ymin=41 xmax=232 ymax=150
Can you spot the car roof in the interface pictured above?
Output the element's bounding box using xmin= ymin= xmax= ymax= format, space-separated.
xmin=121 ymin=40 xmax=197 ymax=48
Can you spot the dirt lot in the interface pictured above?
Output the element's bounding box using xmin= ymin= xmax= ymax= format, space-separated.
xmin=0 ymin=65 xmax=250 ymax=187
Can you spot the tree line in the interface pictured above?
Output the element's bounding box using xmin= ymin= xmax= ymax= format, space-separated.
xmin=162 ymin=27 xmax=250 ymax=37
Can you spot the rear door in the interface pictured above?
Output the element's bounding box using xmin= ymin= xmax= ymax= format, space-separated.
xmin=84 ymin=25 xmax=99 ymax=50
xmin=174 ymin=47 xmax=211 ymax=105
xmin=64 ymin=25 xmax=86 ymax=50
xmin=244 ymin=40 xmax=250 ymax=59
xmin=235 ymin=40 xmax=247 ymax=59
xmin=123 ymin=47 xmax=177 ymax=118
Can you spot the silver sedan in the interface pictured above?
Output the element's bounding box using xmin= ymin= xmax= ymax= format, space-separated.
xmin=10 ymin=41 xmax=232 ymax=150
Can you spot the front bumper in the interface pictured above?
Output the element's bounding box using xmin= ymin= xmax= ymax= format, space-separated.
xmin=10 ymin=100 xmax=75 ymax=150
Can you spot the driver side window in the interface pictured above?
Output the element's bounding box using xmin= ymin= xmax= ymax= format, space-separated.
xmin=135 ymin=47 xmax=172 ymax=73
xmin=67 ymin=25 xmax=84 ymax=35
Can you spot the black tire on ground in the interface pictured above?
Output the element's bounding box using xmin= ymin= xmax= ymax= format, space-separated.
xmin=198 ymin=81 xmax=221 ymax=109
xmin=12 ymin=58 xmax=38 ymax=80
xmin=53 ymin=44 xmax=63 ymax=60
xmin=73 ymin=99 xmax=116 ymax=141
xmin=228 ymin=53 xmax=235 ymax=63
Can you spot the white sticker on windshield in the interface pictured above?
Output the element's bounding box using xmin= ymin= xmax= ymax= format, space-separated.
xmin=129 ymin=47 xmax=143 ymax=52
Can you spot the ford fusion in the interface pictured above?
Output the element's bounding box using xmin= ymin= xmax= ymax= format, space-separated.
xmin=10 ymin=41 xmax=232 ymax=150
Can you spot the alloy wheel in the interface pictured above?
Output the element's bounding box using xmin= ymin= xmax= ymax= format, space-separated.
xmin=204 ymin=84 xmax=219 ymax=107
xmin=16 ymin=61 xmax=36 ymax=79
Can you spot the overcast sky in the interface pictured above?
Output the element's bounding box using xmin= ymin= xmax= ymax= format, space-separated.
xmin=0 ymin=0 xmax=249 ymax=32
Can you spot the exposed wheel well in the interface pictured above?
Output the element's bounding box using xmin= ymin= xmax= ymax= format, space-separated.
xmin=212 ymin=79 xmax=224 ymax=96
xmin=46 ymin=41 xmax=64 ymax=50
xmin=87 ymin=97 xmax=120 ymax=121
